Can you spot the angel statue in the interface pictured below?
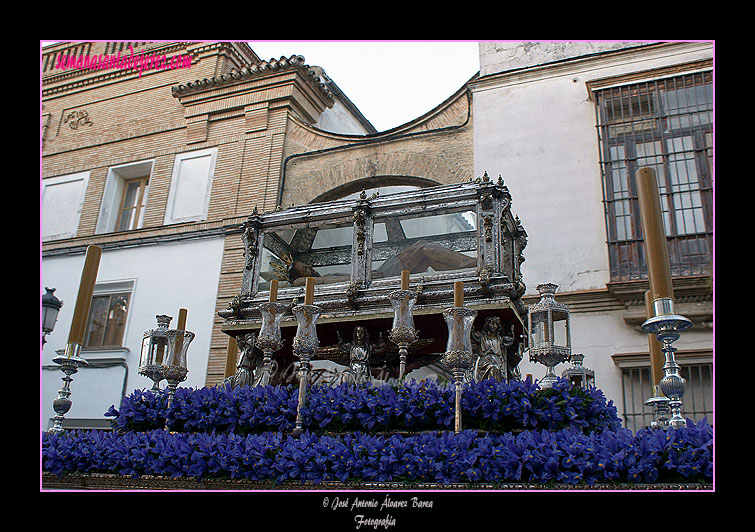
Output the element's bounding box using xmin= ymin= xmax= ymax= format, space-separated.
xmin=336 ymin=326 xmax=386 ymax=385
xmin=470 ymin=315 xmax=521 ymax=382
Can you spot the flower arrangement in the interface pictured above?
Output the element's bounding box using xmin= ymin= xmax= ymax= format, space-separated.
xmin=42 ymin=419 xmax=713 ymax=485
xmin=42 ymin=379 xmax=712 ymax=487
xmin=103 ymin=378 xmax=623 ymax=435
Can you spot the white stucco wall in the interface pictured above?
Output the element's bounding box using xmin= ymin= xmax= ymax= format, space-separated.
xmin=40 ymin=237 xmax=225 ymax=428
xmin=473 ymin=41 xmax=714 ymax=296
xmin=472 ymin=41 xmax=714 ymax=418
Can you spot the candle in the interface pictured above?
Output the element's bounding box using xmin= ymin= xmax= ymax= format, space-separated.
xmin=645 ymin=290 xmax=665 ymax=387
xmin=454 ymin=281 xmax=464 ymax=307
xmin=177 ymin=308 xmax=187 ymax=331
xmin=304 ymin=277 xmax=315 ymax=305
xmin=224 ymin=336 xmax=238 ymax=379
xmin=172 ymin=308 xmax=188 ymax=364
xmin=269 ymin=279 xmax=279 ymax=302
xmin=67 ymin=245 xmax=102 ymax=347
xmin=636 ymin=167 xmax=674 ymax=301
xmin=401 ymin=270 xmax=410 ymax=290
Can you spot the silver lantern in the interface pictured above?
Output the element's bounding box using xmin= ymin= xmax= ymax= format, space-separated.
xmin=561 ymin=353 xmax=594 ymax=389
xmin=139 ymin=314 xmax=172 ymax=391
xmin=528 ymin=283 xmax=571 ymax=389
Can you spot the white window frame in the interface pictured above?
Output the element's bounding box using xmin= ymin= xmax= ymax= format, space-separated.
xmin=41 ymin=171 xmax=90 ymax=241
xmin=164 ymin=147 xmax=218 ymax=225
xmin=79 ymin=279 xmax=136 ymax=363
xmin=96 ymin=160 xmax=154 ymax=234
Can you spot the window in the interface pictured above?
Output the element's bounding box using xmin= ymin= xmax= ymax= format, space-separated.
xmin=593 ymin=71 xmax=713 ymax=281
xmin=96 ymin=160 xmax=153 ymax=234
xmin=117 ymin=176 xmax=149 ymax=231
xmin=82 ymin=281 xmax=134 ymax=350
xmin=620 ymin=362 xmax=713 ymax=433
xmin=164 ymin=148 xmax=217 ymax=224
xmin=41 ymin=171 xmax=90 ymax=241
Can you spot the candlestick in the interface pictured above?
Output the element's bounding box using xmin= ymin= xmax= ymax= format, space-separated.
xmin=401 ymin=270 xmax=410 ymax=290
xmin=255 ymin=301 xmax=288 ymax=386
xmin=291 ymin=303 xmax=321 ymax=437
xmin=636 ymin=167 xmax=673 ymax=300
xmin=67 ymin=245 xmax=102 ymax=347
xmin=645 ymin=291 xmax=664 ymax=387
xmin=454 ymin=281 xmax=464 ymax=308
xmin=388 ymin=288 xmax=419 ymax=381
xmin=269 ymin=279 xmax=279 ymax=302
xmin=304 ymin=277 xmax=315 ymax=305
xmin=442 ymin=306 xmax=477 ymax=433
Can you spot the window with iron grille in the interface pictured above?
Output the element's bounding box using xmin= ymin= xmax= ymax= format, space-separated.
xmin=593 ymin=72 xmax=713 ymax=282
xmin=620 ymin=362 xmax=713 ymax=433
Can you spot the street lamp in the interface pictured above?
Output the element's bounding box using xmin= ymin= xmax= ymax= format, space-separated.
xmin=42 ymin=287 xmax=63 ymax=346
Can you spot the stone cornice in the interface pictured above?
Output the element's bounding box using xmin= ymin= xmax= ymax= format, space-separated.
xmin=41 ymin=42 xmax=196 ymax=98
xmin=171 ymin=54 xmax=334 ymax=104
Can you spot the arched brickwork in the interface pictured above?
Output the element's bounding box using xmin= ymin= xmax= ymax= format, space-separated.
xmin=279 ymin=87 xmax=474 ymax=208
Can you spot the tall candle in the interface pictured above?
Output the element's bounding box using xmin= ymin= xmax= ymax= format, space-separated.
xmin=224 ymin=336 xmax=238 ymax=379
xmin=173 ymin=308 xmax=188 ymax=364
xmin=636 ymin=167 xmax=674 ymax=301
xmin=67 ymin=245 xmax=102 ymax=347
xmin=177 ymin=308 xmax=187 ymax=331
xmin=645 ymin=290 xmax=665 ymax=386
xmin=401 ymin=270 xmax=410 ymax=290
xmin=454 ymin=281 xmax=464 ymax=308
xmin=304 ymin=277 xmax=315 ymax=305
xmin=269 ymin=279 xmax=279 ymax=302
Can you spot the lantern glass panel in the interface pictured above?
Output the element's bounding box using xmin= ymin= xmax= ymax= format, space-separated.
xmin=42 ymin=305 xmax=59 ymax=333
xmin=372 ymin=208 xmax=477 ymax=281
xmin=552 ymin=315 xmax=569 ymax=347
xmin=531 ymin=313 xmax=549 ymax=348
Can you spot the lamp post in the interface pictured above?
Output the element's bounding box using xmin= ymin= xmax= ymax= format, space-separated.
xmin=528 ymin=283 xmax=571 ymax=389
xmin=42 ymin=287 xmax=63 ymax=347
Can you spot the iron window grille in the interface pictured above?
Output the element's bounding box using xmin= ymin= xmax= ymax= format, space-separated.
xmin=620 ymin=362 xmax=713 ymax=433
xmin=594 ymin=71 xmax=713 ymax=282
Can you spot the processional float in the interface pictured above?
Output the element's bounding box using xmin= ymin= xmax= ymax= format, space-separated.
xmin=219 ymin=175 xmax=531 ymax=433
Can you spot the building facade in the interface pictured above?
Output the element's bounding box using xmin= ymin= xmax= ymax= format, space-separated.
xmin=41 ymin=41 xmax=714 ymax=433
xmin=41 ymin=42 xmax=375 ymax=428
xmin=471 ymin=41 xmax=714 ymax=430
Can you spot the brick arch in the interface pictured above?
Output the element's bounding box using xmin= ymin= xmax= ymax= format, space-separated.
xmin=281 ymin=150 xmax=473 ymax=207
xmin=310 ymin=174 xmax=441 ymax=203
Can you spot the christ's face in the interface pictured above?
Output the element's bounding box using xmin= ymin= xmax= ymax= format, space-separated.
xmin=487 ymin=317 xmax=501 ymax=332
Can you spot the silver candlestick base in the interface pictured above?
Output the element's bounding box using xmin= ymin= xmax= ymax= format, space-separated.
xmin=254 ymin=302 xmax=288 ymax=386
xmin=644 ymin=384 xmax=671 ymax=428
xmin=163 ymin=329 xmax=194 ymax=429
xmin=291 ymin=304 xmax=321 ymax=437
xmin=641 ymin=297 xmax=692 ymax=429
xmin=48 ymin=343 xmax=89 ymax=435
xmin=442 ymin=307 xmax=477 ymax=434
xmin=388 ymin=289 xmax=419 ymax=381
